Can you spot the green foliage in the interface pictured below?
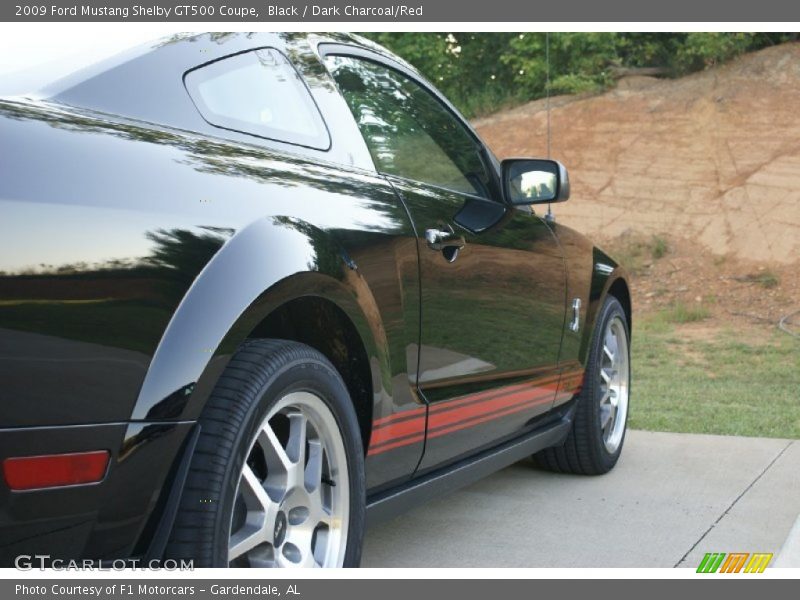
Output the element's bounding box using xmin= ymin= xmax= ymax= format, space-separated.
xmin=503 ymin=32 xmax=619 ymax=97
xmin=359 ymin=33 xmax=797 ymax=118
xmin=674 ymin=33 xmax=756 ymax=71
xmin=739 ymin=270 xmax=781 ymax=289
xmin=453 ymin=87 xmax=527 ymax=122
xmin=362 ymin=32 xmax=521 ymax=118
xmin=549 ymin=73 xmax=602 ymax=95
xmin=735 ymin=270 xmax=781 ymax=290
xmin=659 ymin=302 xmax=711 ymax=324
xmin=651 ymin=236 xmax=668 ymax=260
xmin=757 ymin=271 xmax=780 ymax=289
xmin=605 ymin=232 xmax=669 ymax=275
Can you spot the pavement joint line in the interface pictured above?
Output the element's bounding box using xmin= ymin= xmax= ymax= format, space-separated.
xmin=673 ymin=439 xmax=794 ymax=568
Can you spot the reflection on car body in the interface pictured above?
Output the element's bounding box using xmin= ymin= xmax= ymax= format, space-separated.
xmin=0 ymin=32 xmax=631 ymax=568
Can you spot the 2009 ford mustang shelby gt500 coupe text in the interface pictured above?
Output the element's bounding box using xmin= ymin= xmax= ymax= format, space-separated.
xmin=0 ymin=33 xmax=631 ymax=567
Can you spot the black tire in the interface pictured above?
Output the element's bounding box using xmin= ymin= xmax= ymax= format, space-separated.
xmin=165 ymin=339 xmax=365 ymax=567
xmin=535 ymin=295 xmax=630 ymax=475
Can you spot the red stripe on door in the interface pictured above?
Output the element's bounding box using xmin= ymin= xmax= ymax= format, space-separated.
xmin=366 ymin=368 xmax=584 ymax=456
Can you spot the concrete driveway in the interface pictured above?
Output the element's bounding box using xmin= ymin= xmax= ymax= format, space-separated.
xmin=362 ymin=430 xmax=800 ymax=568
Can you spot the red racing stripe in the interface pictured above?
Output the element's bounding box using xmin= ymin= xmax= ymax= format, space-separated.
xmin=427 ymin=385 xmax=555 ymax=432
xmin=427 ymin=376 xmax=559 ymax=415
xmin=366 ymin=368 xmax=584 ymax=456
xmin=369 ymin=385 xmax=554 ymax=453
xmin=369 ymin=414 xmax=426 ymax=446
xmin=372 ymin=375 xmax=561 ymax=429
xmin=367 ymin=432 xmax=426 ymax=456
xmin=372 ymin=406 xmax=426 ymax=427
xmin=370 ymin=379 xmax=552 ymax=429
xmin=426 ymin=394 xmax=552 ymax=441
xmin=368 ymin=391 xmax=554 ymax=455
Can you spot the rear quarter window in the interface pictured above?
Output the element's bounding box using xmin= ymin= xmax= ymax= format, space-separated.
xmin=184 ymin=48 xmax=330 ymax=150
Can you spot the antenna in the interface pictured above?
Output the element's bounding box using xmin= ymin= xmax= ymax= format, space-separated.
xmin=546 ymin=31 xmax=551 ymax=160
xmin=545 ymin=32 xmax=554 ymax=224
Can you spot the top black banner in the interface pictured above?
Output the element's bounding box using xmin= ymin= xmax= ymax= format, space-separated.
xmin=4 ymin=0 xmax=800 ymax=22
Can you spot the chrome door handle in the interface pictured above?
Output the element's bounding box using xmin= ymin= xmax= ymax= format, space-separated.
xmin=425 ymin=227 xmax=466 ymax=251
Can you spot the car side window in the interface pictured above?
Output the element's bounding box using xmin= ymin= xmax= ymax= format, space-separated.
xmin=325 ymin=54 xmax=493 ymax=199
xmin=185 ymin=48 xmax=329 ymax=150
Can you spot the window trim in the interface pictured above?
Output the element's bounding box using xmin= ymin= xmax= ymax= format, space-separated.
xmin=183 ymin=47 xmax=332 ymax=151
xmin=318 ymin=43 xmax=503 ymax=202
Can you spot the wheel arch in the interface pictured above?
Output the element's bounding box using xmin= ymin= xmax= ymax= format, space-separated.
xmin=237 ymin=290 xmax=377 ymax=451
xmin=607 ymin=277 xmax=632 ymax=334
xmin=130 ymin=216 xmax=391 ymax=453
xmin=579 ymin=246 xmax=632 ymax=364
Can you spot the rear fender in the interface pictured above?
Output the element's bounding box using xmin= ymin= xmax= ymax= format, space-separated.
xmin=130 ymin=216 xmax=390 ymax=422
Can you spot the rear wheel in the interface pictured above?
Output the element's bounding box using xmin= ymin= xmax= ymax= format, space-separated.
xmin=535 ymin=295 xmax=630 ymax=474
xmin=166 ymin=340 xmax=365 ymax=567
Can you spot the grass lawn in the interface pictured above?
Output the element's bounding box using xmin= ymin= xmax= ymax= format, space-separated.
xmin=630 ymin=315 xmax=800 ymax=439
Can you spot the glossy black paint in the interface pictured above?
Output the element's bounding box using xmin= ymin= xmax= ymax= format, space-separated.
xmin=0 ymin=32 xmax=630 ymax=563
xmin=367 ymin=400 xmax=577 ymax=527
xmin=391 ymin=177 xmax=568 ymax=472
xmin=0 ymin=421 xmax=192 ymax=560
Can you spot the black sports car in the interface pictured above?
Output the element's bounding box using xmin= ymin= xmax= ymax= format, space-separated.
xmin=0 ymin=32 xmax=631 ymax=568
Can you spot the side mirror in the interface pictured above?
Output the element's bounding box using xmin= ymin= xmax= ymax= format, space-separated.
xmin=501 ymin=158 xmax=570 ymax=205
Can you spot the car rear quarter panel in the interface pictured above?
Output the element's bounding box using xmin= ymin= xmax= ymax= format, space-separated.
xmin=0 ymin=99 xmax=423 ymax=488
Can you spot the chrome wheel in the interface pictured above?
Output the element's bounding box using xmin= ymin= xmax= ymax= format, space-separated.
xmin=228 ymin=391 xmax=349 ymax=568
xmin=598 ymin=316 xmax=629 ymax=453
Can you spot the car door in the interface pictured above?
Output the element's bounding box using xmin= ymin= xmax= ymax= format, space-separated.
xmin=324 ymin=50 xmax=568 ymax=472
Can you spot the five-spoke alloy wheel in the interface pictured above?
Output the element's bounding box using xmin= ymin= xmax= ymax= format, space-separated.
xmin=229 ymin=392 xmax=350 ymax=568
xmin=166 ymin=340 xmax=365 ymax=568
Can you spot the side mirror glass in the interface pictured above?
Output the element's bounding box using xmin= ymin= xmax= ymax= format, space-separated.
xmin=502 ymin=158 xmax=570 ymax=205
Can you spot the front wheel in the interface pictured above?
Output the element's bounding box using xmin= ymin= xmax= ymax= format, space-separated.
xmin=535 ymin=295 xmax=631 ymax=474
xmin=166 ymin=340 xmax=365 ymax=567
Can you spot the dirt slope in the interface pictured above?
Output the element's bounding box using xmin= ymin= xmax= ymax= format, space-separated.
xmin=474 ymin=43 xmax=800 ymax=266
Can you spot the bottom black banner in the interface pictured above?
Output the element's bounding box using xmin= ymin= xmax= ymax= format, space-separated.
xmin=2 ymin=579 xmax=796 ymax=600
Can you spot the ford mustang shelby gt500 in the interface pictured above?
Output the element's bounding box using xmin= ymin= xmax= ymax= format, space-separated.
xmin=0 ymin=32 xmax=631 ymax=568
